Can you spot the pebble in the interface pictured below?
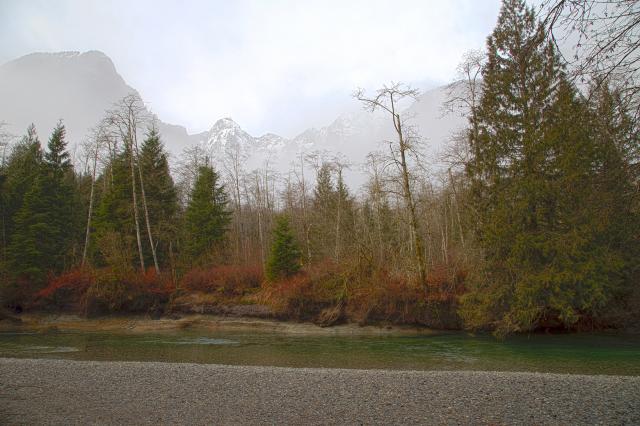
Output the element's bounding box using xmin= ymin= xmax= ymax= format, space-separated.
xmin=0 ymin=358 xmax=639 ymax=425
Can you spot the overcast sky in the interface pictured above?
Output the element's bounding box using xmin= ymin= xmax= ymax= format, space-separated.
xmin=1 ymin=0 xmax=502 ymax=137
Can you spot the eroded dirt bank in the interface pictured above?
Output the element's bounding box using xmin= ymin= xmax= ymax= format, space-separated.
xmin=0 ymin=312 xmax=438 ymax=336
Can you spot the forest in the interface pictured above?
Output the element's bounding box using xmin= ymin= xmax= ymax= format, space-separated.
xmin=1 ymin=0 xmax=638 ymax=336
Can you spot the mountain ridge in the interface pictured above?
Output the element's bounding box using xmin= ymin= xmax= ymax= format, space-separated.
xmin=0 ymin=50 xmax=466 ymax=186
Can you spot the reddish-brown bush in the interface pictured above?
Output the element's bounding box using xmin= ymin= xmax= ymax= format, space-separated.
xmin=346 ymin=265 xmax=465 ymax=328
xmin=36 ymin=268 xmax=95 ymax=310
xmin=124 ymin=268 xmax=175 ymax=313
xmin=81 ymin=268 xmax=176 ymax=316
xmin=30 ymin=259 xmax=467 ymax=328
xmin=258 ymin=260 xmax=344 ymax=320
xmin=181 ymin=264 xmax=263 ymax=297
xmin=129 ymin=268 xmax=175 ymax=296
xmin=347 ymin=269 xmax=421 ymax=323
xmin=35 ymin=267 xmax=176 ymax=316
xmin=425 ymin=263 xmax=467 ymax=303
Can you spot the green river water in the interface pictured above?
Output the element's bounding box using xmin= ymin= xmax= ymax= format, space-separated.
xmin=1 ymin=330 xmax=639 ymax=375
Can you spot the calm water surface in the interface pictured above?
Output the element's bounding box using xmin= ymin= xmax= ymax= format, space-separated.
xmin=1 ymin=330 xmax=639 ymax=375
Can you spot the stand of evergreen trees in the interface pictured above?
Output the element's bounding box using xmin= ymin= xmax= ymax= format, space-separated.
xmin=0 ymin=0 xmax=638 ymax=334
xmin=459 ymin=0 xmax=639 ymax=335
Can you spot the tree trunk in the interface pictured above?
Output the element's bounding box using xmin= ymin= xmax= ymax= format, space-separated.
xmin=169 ymin=241 xmax=177 ymax=288
xmin=392 ymin=106 xmax=426 ymax=286
xmin=255 ymin=174 xmax=265 ymax=268
xmin=334 ymin=169 xmax=343 ymax=261
xmin=448 ymin=168 xmax=466 ymax=251
xmin=133 ymin=130 xmax=160 ymax=274
xmin=127 ymin=124 xmax=145 ymax=272
xmin=82 ymin=138 xmax=100 ymax=266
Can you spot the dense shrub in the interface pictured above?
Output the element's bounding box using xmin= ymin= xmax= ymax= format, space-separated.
xmin=123 ymin=268 xmax=175 ymax=313
xmin=82 ymin=268 xmax=174 ymax=316
xmin=36 ymin=267 xmax=95 ymax=310
xmin=35 ymin=267 xmax=174 ymax=316
xmin=257 ymin=260 xmax=465 ymax=327
xmin=347 ymin=265 xmax=464 ymax=328
xmin=259 ymin=261 xmax=345 ymax=320
xmin=181 ymin=265 xmax=263 ymax=297
xmin=347 ymin=270 xmax=419 ymax=324
xmin=2 ymin=276 xmax=39 ymax=313
xmin=29 ymin=259 xmax=465 ymax=328
xmin=425 ymin=263 xmax=466 ymax=303
xmin=81 ymin=270 xmax=128 ymax=316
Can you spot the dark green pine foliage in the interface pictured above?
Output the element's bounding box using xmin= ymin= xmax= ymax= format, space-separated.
xmin=0 ymin=125 xmax=42 ymax=305
xmin=581 ymin=85 xmax=640 ymax=315
xmin=461 ymin=0 xmax=563 ymax=334
xmin=266 ymin=215 xmax=302 ymax=281
xmin=43 ymin=121 xmax=75 ymax=271
xmin=460 ymin=0 xmax=639 ymax=334
xmin=310 ymin=164 xmax=355 ymax=261
xmin=2 ymin=125 xmax=42 ymax=251
xmin=333 ymin=169 xmax=355 ymax=259
xmin=92 ymin=147 xmax=137 ymax=269
xmin=8 ymin=122 xmax=74 ymax=287
xmin=94 ymin=150 xmax=134 ymax=234
xmin=139 ymin=127 xmax=177 ymax=268
xmin=313 ymin=163 xmax=334 ymax=206
xmin=310 ymin=163 xmax=335 ymax=259
xmin=183 ymin=165 xmax=231 ymax=265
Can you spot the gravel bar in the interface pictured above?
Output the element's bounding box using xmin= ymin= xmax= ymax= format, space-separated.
xmin=0 ymin=358 xmax=638 ymax=425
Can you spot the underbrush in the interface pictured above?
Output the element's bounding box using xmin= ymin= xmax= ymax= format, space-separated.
xmin=36 ymin=267 xmax=174 ymax=316
xmin=180 ymin=264 xmax=263 ymax=298
xmin=29 ymin=261 xmax=465 ymax=328
xmin=34 ymin=264 xmax=264 ymax=317
xmin=257 ymin=260 xmax=465 ymax=328
xmin=345 ymin=264 xmax=465 ymax=328
xmin=257 ymin=261 xmax=346 ymax=322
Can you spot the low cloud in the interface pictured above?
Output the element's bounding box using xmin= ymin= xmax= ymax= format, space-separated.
xmin=0 ymin=0 xmax=500 ymax=135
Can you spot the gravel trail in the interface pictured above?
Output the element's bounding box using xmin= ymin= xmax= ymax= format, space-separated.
xmin=0 ymin=358 xmax=638 ymax=425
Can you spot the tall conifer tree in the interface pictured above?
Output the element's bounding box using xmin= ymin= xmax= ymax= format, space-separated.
xmin=266 ymin=215 xmax=301 ymax=281
xmin=183 ymin=165 xmax=230 ymax=264
xmin=8 ymin=122 xmax=74 ymax=287
xmin=461 ymin=0 xmax=639 ymax=334
xmin=139 ymin=128 xmax=177 ymax=268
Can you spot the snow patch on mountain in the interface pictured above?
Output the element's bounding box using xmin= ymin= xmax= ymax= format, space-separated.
xmin=1 ymin=50 xmax=468 ymax=189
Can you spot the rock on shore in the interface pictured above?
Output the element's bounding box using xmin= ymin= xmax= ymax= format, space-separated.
xmin=1 ymin=358 xmax=639 ymax=424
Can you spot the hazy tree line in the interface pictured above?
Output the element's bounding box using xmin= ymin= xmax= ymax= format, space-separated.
xmin=0 ymin=0 xmax=638 ymax=334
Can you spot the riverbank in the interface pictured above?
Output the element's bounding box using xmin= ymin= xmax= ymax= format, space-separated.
xmin=0 ymin=312 xmax=438 ymax=336
xmin=1 ymin=358 xmax=638 ymax=425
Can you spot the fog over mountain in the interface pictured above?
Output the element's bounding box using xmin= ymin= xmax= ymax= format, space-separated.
xmin=0 ymin=50 xmax=467 ymax=188
xmin=0 ymin=51 xmax=205 ymax=154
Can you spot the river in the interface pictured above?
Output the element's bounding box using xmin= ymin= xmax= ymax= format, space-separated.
xmin=1 ymin=329 xmax=639 ymax=375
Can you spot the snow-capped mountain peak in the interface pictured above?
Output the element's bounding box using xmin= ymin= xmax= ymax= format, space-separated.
xmin=1 ymin=50 xmax=467 ymax=189
xmin=256 ymin=133 xmax=287 ymax=150
xmin=204 ymin=117 xmax=254 ymax=152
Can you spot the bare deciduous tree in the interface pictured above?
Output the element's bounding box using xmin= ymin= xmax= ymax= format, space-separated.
xmin=106 ymin=93 xmax=159 ymax=272
xmin=542 ymin=0 xmax=640 ymax=119
xmin=221 ymin=143 xmax=249 ymax=263
xmin=81 ymin=125 xmax=109 ymax=266
xmin=355 ymin=83 xmax=427 ymax=285
xmin=176 ymin=144 xmax=208 ymax=206
xmin=442 ymin=49 xmax=485 ymax=118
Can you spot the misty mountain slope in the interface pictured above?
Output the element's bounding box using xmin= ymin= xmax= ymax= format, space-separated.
xmin=285 ymin=86 xmax=468 ymax=176
xmin=199 ymin=89 xmax=467 ymax=189
xmin=404 ymin=85 xmax=469 ymax=167
xmin=0 ymin=51 xmax=200 ymax=154
xmin=0 ymin=50 xmax=468 ymax=188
